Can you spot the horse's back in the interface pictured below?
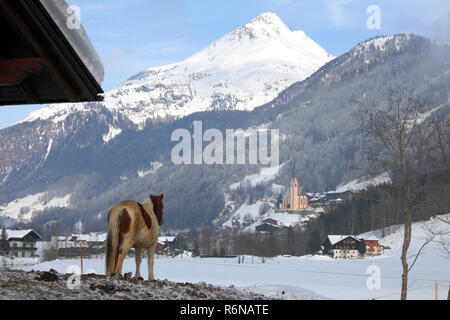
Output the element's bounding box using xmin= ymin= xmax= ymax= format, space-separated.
xmin=109 ymin=200 xmax=140 ymax=220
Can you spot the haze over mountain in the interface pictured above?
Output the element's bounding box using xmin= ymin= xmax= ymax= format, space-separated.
xmin=0 ymin=13 xmax=449 ymax=234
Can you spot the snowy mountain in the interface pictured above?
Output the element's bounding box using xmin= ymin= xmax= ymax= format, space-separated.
xmin=21 ymin=12 xmax=333 ymax=128
xmin=0 ymin=32 xmax=448 ymax=233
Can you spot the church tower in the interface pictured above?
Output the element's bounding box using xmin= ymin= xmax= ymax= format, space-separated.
xmin=290 ymin=161 xmax=299 ymax=210
xmin=282 ymin=160 xmax=308 ymax=211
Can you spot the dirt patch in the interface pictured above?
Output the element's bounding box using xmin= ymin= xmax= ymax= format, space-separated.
xmin=34 ymin=270 xmax=59 ymax=282
xmin=0 ymin=268 xmax=271 ymax=300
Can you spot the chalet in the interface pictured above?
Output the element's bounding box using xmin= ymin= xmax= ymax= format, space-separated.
xmin=156 ymin=236 xmax=178 ymax=255
xmin=52 ymin=232 xmax=106 ymax=249
xmin=48 ymin=232 xmax=107 ymax=258
xmin=255 ymin=219 xmax=281 ymax=232
xmin=1 ymin=0 xmax=103 ymax=106
xmin=322 ymin=235 xmax=388 ymax=259
xmin=3 ymin=229 xmax=41 ymax=258
xmin=322 ymin=235 xmax=362 ymax=259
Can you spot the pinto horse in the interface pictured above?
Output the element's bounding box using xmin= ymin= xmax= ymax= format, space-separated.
xmin=105 ymin=194 xmax=164 ymax=280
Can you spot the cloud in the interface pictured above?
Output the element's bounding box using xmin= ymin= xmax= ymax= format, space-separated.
xmin=324 ymin=0 xmax=358 ymax=27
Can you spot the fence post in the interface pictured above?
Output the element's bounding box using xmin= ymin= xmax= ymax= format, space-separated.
xmin=80 ymin=244 xmax=83 ymax=274
xmin=435 ymin=281 xmax=438 ymax=300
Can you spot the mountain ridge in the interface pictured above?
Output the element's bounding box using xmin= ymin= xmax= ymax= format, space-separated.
xmin=20 ymin=12 xmax=333 ymax=128
xmin=0 ymin=32 xmax=449 ymax=234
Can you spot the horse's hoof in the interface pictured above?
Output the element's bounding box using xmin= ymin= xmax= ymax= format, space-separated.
xmin=124 ymin=272 xmax=132 ymax=280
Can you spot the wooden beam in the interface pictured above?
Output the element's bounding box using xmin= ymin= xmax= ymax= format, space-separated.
xmin=0 ymin=0 xmax=80 ymax=101
xmin=0 ymin=58 xmax=41 ymax=85
xmin=19 ymin=79 xmax=40 ymax=104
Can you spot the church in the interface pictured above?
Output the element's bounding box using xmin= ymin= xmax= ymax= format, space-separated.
xmin=282 ymin=163 xmax=308 ymax=211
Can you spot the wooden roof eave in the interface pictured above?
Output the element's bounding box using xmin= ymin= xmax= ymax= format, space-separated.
xmin=0 ymin=0 xmax=104 ymax=104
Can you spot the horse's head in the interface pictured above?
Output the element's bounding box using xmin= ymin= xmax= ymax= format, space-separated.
xmin=150 ymin=194 xmax=164 ymax=226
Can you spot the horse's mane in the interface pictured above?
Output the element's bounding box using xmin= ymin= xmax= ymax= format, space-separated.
xmin=142 ymin=196 xmax=164 ymax=226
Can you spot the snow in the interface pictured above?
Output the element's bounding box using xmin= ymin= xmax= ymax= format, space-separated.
xmin=331 ymin=172 xmax=392 ymax=194
xmin=39 ymin=0 xmax=104 ymax=84
xmin=222 ymin=201 xmax=267 ymax=228
xmin=43 ymin=139 xmax=53 ymax=162
xmin=271 ymin=183 xmax=285 ymax=195
xmin=70 ymin=232 xmax=107 ymax=242
xmin=20 ymin=12 xmax=333 ymax=128
xmin=358 ymin=35 xmax=410 ymax=53
xmin=0 ymin=192 xmax=71 ymax=222
xmin=0 ymin=257 xmax=41 ymax=268
xmin=137 ymin=161 xmax=162 ymax=178
xmin=222 ymin=199 xmax=317 ymax=230
xmin=245 ymin=211 xmax=316 ymax=231
xmin=12 ymin=214 xmax=449 ymax=300
xmin=229 ymin=163 xmax=285 ymax=190
xmin=102 ymin=126 xmax=122 ymax=143
xmin=159 ymin=236 xmax=176 ymax=243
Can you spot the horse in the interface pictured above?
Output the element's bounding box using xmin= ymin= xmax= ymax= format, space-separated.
xmin=105 ymin=194 xmax=164 ymax=280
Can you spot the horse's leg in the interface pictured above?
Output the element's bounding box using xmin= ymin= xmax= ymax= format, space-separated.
xmin=147 ymin=242 xmax=157 ymax=281
xmin=135 ymin=248 xmax=142 ymax=278
xmin=114 ymin=235 xmax=134 ymax=275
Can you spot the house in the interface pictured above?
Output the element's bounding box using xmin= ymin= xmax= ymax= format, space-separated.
xmin=322 ymin=235 xmax=387 ymax=259
xmin=0 ymin=0 xmax=103 ymax=106
xmin=49 ymin=232 xmax=107 ymax=258
xmin=156 ymin=236 xmax=177 ymax=255
xmin=255 ymin=219 xmax=282 ymax=232
xmin=3 ymin=229 xmax=41 ymax=258
xmin=325 ymin=190 xmax=354 ymax=202
xmin=364 ymin=239 xmax=390 ymax=256
xmin=322 ymin=235 xmax=362 ymax=259
xmin=52 ymin=232 xmax=107 ymax=249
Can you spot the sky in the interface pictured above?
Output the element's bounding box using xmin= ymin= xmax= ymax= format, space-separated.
xmin=1 ymin=0 xmax=449 ymax=129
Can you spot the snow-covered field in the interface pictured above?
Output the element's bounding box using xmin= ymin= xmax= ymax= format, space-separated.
xmin=11 ymin=215 xmax=450 ymax=300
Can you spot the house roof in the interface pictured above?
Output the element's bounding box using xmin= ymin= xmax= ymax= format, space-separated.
xmin=5 ymin=229 xmax=41 ymax=240
xmin=159 ymin=236 xmax=176 ymax=243
xmin=255 ymin=221 xmax=281 ymax=229
xmin=0 ymin=0 xmax=104 ymax=105
xmin=70 ymin=232 xmax=107 ymax=242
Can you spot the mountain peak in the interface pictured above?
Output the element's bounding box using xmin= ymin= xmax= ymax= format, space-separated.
xmin=232 ymin=12 xmax=291 ymax=39
xmin=249 ymin=12 xmax=286 ymax=27
xmin=21 ymin=12 xmax=333 ymax=126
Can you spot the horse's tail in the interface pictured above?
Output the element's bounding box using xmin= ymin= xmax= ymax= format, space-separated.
xmin=105 ymin=209 xmax=121 ymax=275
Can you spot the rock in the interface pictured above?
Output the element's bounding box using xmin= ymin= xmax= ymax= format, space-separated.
xmin=34 ymin=271 xmax=59 ymax=282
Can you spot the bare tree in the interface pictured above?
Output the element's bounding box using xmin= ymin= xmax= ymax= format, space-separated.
xmin=356 ymin=87 xmax=448 ymax=300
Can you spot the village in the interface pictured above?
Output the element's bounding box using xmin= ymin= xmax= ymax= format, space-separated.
xmin=0 ymin=164 xmax=389 ymax=262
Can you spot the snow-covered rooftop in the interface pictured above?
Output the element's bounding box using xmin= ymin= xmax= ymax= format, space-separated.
xmin=326 ymin=235 xmax=360 ymax=245
xmin=5 ymin=229 xmax=41 ymax=240
xmin=69 ymin=232 xmax=107 ymax=242
xmin=39 ymin=0 xmax=104 ymax=84
xmin=159 ymin=236 xmax=176 ymax=243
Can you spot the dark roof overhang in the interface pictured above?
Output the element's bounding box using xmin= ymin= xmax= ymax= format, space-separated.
xmin=0 ymin=0 xmax=104 ymax=106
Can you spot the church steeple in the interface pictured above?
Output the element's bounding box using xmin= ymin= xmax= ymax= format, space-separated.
xmin=292 ymin=160 xmax=296 ymax=179
xmin=283 ymin=159 xmax=309 ymax=211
